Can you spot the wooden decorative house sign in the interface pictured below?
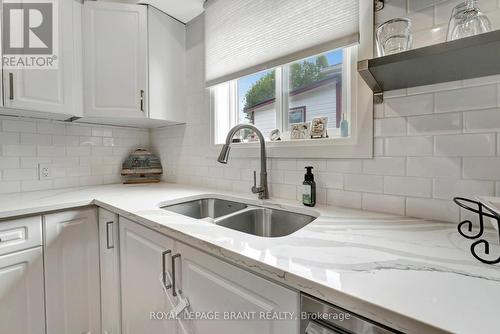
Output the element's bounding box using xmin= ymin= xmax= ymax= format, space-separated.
xmin=121 ymin=148 xmax=163 ymax=184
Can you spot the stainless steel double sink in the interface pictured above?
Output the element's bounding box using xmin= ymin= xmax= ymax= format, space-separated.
xmin=161 ymin=198 xmax=316 ymax=238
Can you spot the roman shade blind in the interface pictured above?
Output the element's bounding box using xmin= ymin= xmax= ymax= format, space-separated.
xmin=204 ymin=0 xmax=360 ymax=87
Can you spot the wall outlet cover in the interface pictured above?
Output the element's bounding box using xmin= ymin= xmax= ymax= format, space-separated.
xmin=38 ymin=164 xmax=51 ymax=180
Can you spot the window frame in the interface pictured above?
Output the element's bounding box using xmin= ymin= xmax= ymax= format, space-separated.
xmin=209 ymin=1 xmax=373 ymax=159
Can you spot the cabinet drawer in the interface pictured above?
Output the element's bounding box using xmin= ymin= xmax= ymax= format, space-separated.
xmin=0 ymin=216 xmax=42 ymax=256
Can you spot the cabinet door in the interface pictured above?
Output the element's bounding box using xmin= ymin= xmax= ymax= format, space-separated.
xmin=84 ymin=1 xmax=148 ymax=119
xmin=2 ymin=0 xmax=82 ymax=117
xmin=99 ymin=209 xmax=121 ymax=334
xmin=175 ymin=242 xmax=300 ymax=334
xmin=148 ymin=6 xmax=186 ymax=123
xmin=44 ymin=208 xmax=100 ymax=334
xmin=119 ymin=217 xmax=179 ymax=334
xmin=0 ymin=247 xmax=45 ymax=334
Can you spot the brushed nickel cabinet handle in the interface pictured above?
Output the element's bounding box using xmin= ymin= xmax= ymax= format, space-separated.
xmin=9 ymin=73 xmax=14 ymax=100
xmin=162 ymin=250 xmax=172 ymax=290
xmin=105 ymin=221 xmax=114 ymax=249
xmin=140 ymin=90 xmax=144 ymax=112
xmin=171 ymin=253 xmax=181 ymax=296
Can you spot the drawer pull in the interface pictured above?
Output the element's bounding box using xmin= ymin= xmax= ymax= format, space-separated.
xmin=105 ymin=221 xmax=114 ymax=249
xmin=0 ymin=230 xmax=24 ymax=244
xmin=172 ymin=253 xmax=181 ymax=297
xmin=162 ymin=250 xmax=172 ymax=290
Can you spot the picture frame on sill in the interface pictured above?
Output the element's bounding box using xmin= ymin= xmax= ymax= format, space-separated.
xmin=310 ymin=117 xmax=328 ymax=139
xmin=290 ymin=122 xmax=310 ymax=140
xmin=289 ymin=106 xmax=306 ymax=124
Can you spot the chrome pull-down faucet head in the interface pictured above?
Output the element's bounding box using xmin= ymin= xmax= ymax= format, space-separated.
xmin=217 ymin=144 xmax=231 ymax=164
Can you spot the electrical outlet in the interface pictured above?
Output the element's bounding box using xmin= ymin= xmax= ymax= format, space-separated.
xmin=38 ymin=164 xmax=51 ymax=180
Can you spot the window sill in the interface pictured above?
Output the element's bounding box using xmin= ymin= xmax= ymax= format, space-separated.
xmin=210 ymin=136 xmax=372 ymax=159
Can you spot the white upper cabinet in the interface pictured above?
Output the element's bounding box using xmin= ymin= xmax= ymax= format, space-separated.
xmin=83 ymin=2 xmax=148 ymax=120
xmin=1 ymin=0 xmax=83 ymax=120
xmin=83 ymin=2 xmax=186 ymax=128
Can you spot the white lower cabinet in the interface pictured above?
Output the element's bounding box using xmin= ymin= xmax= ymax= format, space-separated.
xmin=0 ymin=247 xmax=45 ymax=334
xmin=118 ymin=217 xmax=300 ymax=334
xmin=99 ymin=209 xmax=121 ymax=334
xmin=175 ymin=242 xmax=300 ymax=334
xmin=119 ymin=217 xmax=179 ymax=334
xmin=44 ymin=208 xmax=101 ymax=334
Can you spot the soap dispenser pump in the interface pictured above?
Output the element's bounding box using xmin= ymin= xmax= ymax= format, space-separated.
xmin=302 ymin=166 xmax=316 ymax=207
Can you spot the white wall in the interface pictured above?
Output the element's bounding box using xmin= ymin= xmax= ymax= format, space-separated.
xmin=0 ymin=116 xmax=149 ymax=193
xmin=151 ymin=1 xmax=500 ymax=223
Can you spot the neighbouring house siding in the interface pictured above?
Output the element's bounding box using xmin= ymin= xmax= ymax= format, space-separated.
xmin=250 ymin=81 xmax=338 ymax=136
xmin=252 ymin=104 xmax=275 ymax=139
xmin=289 ymin=81 xmax=337 ymax=125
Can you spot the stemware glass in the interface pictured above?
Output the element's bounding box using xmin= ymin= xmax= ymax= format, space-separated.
xmin=447 ymin=0 xmax=491 ymax=41
xmin=375 ymin=18 xmax=413 ymax=57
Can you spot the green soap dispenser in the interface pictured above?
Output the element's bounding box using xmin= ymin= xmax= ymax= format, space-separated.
xmin=302 ymin=166 xmax=316 ymax=207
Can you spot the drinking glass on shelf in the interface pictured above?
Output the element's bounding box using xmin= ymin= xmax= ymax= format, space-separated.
xmin=447 ymin=0 xmax=491 ymax=41
xmin=376 ymin=18 xmax=413 ymax=57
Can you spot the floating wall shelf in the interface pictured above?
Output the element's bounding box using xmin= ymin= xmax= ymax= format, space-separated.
xmin=358 ymin=30 xmax=500 ymax=103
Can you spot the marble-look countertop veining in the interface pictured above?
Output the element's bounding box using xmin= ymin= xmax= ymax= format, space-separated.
xmin=0 ymin=183 xmax=499 ymax=334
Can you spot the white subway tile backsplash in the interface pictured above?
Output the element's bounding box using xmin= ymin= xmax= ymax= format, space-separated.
xmin=326 ymin=189 xmax=362 ymax=209
xmin=363 ymin=157 xmax=406 ymax=176
xmin=0 ymin=157 xmax=19 ymax=169
xmin=385 ymin=94 xmax=434 ymax=117
xmin=20 ymin=133 xmax=52 ymax=145
xmin=374 ymin=138 xmax=384 ymax=156
xmin=0 ymin=132 xmax=20 ymax=144
xmin=0 ymin=117 xmax=147 ymax=193
xmin=38 ymin=146 xmax=66 ymax=157
xmin=407 ymin=113 xmax=462 ymax=135
xmin=406 ymin=81 xmax=462 ymax=95
xmin=67 ymin=125 xmax=92 ymax=136
xmin=3 ymin=144 xmax=36 ymax=157
xmin=463 ymin=157 xmax=500 ymax=180
xmin=406 ymin=198 xmax=459 ymax=222
xmin=407 ymin=157 xmax=461 ymax=178
xmin=0 ymin=181 xmax=21 ymax=194
xmin=384 ymin=176 xmax=432 ymax=198
xmin=384 ymin=136 xmax=433 ymax=156
xmin=283 ymin=170 xmax=302 ymax=185
xmin=435 ymin=85 xmax=497 ymax=113
xmin=3 ymin=169 xmax=37 ymax=181
xmin=20 ymin=157 xmax=50 ymax=168
xmin=374 ymin=117 xmax=406 ymax=137
xmin=21 ymin=180 xmax=52 ymax=192
xmin=295 ymin=159 xmax=327 ymax=172
xmin=326 ymin=159 xmax=362 ymax=173
xmin=463 ymin=108 xmax=500 ymax=132
xmin=317 ymin=172 xmax=343 ymax=189
xmin=37 ymin=122 xmax=65 ymax=135
xmin=344 ymin=174 xmax=383 ymax=193
xmin=434 ymin=179 xmax=494 ymax=200
xmin=434 ymin=133 xmax=496 ymax=156
xmin=2 ymin=120 xmax=37 ymax=133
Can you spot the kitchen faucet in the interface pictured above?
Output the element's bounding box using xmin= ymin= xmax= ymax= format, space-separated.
xmin=217 ymin=124 xmax=269 ymax=200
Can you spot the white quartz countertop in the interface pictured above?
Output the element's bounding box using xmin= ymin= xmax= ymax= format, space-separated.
xmin=0 ymin=183 xmax=498 ymax=334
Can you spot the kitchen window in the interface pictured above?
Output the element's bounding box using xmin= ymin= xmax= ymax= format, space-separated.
xmin=212 ymin=48 xmax=349 ymax=144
